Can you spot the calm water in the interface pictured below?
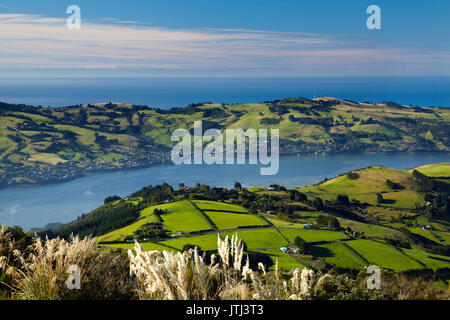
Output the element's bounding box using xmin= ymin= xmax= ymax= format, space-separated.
xmin=0 ymin=76 xmax=449 ymax=108
xmin=0 ymin=152 xmax=449 ymax=230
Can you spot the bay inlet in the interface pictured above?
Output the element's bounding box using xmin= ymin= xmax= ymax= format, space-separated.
xmin=0 ymin=152 xmax=448 ymax=230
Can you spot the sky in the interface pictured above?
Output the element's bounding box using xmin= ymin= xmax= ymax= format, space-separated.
xmin=0 ymin=0 xmax=449 ymax=78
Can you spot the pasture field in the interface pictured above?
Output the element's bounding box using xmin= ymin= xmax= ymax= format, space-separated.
xmin=28 ymin=153 xmax=67 ymax=165
xmin=203 ymin=211 xmax=268 ymax=229
xmin=412 ymin=163 xmax=450 ymax=177
xmin=221 ymin=229 xmax=287 ymax=249
xmin=403 ymin=249 xmax=450 ymax=271
xmin=101 ymin=242 xmax=177 ymax=253
xmin=345 ymin=240 xmax=424 ymax=272
xmin=265 ymin=217 xmax=304 ymax=228
xmin=157 ymin=200 xmax=213 ymax=233
xmin=159 ymin=233 xmax=219 ymax=251
xmin=247 ymin=186 xmax=267 ymax=193
xmin=251 ymin=249 xmax=307 ymax=270
xmin=310 ymin=242 xmax=367 ymax=269
xmin=337 ymin=219 xmax=406 ymax=240
xmin=99 ymin=200 xmax=211 ymax=242
xmin=278 ymin=228 xmax=348 ymax=243
xmin=298 ymin=166 xmax=424 ymax=209
xmin=193 ymin=200 xmax=248 ymax=213
xmin=408 ymin=228 xmax=450 ymax=245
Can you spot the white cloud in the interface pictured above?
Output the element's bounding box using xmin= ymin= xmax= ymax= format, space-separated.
xmin=84 ymin=190 xmax=94 ymax=197
xmin=0 ymin=13 xmax=448 ymax=76
xmin=9 ymin=204 xmax=20 ymax=217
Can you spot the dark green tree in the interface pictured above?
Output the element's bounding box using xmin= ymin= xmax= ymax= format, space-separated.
xmin=336 ymin=194 xmax=350 ymax=206
xmin=313 ymin=197 xmax=325 ymax=211
xmin=377 ymin=193 xmax=384 ymax=204
xmin=328 ymin=216 xmax=341 ymax=230
xmin=294 ymin=236 xmax=309 ymax=254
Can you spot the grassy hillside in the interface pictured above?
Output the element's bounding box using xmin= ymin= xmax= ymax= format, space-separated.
xmin=299 ymin=166 xmax=425 ymax=209
xmin=35 ymin=162 xmax=449 ymax=278
xmin=412 ymin=163 xmax=450 ymax=177
xmin=1 ymin=97 xmax=449 ymax=187
xmin=310 ymin=242 xmax=368 ymax=269
xmin=96 ymin=194 xmax=449 ymax=272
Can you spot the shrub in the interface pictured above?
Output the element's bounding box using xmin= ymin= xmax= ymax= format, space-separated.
xmin=313 ymin=197 xmax=325 ymax=211
xmin=104 ymin=195 xmax=121 ymax=205
xmin=336 ymin=194 xmax=350 ymax=206
xmin=386 ymin=179 xmax=403 ymax=190
xmin=377 ymin=193 xmax=384 ymax=204
xmin=347 ymin=172 xmax=359 ymax=180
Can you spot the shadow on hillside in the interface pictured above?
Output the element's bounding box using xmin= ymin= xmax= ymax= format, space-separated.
xmin=310 ymin=245 xmax=334 ymax=258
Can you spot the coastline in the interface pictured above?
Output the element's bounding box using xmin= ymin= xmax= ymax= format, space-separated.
xmin=1 ymin=150 xmax=449 ymax=191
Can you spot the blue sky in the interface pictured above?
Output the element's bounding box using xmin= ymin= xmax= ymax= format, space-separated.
xmin=0 ymin=0 xmax=448 ymax=77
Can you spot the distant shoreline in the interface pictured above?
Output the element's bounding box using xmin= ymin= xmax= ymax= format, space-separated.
xmin=2 ymin=150 xmax=449 ymax=191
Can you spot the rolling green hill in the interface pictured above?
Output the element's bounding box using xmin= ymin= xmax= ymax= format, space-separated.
xmin=411 ymin=163 xmax=450 ymax=177
xmin=34 ymin=162 xmax=450 ymax=281
xmin=95 ymin=196 xmax=449 ymax=273
xmin=1 ymin=97 xmax=449 ymax=187
xmin=298 ymin=166 xmax=425 ymax=209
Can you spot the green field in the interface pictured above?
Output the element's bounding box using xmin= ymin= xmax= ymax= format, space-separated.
xmin=310 ymin=242 xmax=367 ymax=269
xmin=247 ymin=186 xmax=267 ymax=193
xmin=193 ymin=200 xmax=248 ymax=213
xmin=100 ymin=204 xmax=161 ymax=242
xmin=251 ymin=249 xmax=307 ymax=270
xmin=92 ymin=195 xmax=450 ymax=273
xmin=298 ymin=166 xmax=424 ymax=209
xmin=159 ymin=201 xmax=213 ymax=233
xmin=160 ymin=233 xmax=220 ymax=251
xmin=338 ymin=219 xmax=406 ymax=240
xmin=265 ymin=217 xmax=304 ymax=228
xmin=99 ymin=200 xmax=212 ymax=241
xmin=412 ymin=163 xmax=450 ymax=177
xmin=278 ymin=228 xmax=348 ymax=243
xmin=204 ymin=211 xmax=268 ymax=229
xmin=403 ymin=249 xmax=450 ymax=271
xmin=408 ymin=228 xmax=450 ymax=245
xmin=221 ymin=229 xmax=288 ymax=249
xmin=101 ymin=241 xmax=177 ymax=253
xmin=345 ymin=240 xmax=424 ymax=272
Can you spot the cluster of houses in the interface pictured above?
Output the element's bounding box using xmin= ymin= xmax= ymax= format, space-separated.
xmin=279 ymin=246 xmax=302 ymax=254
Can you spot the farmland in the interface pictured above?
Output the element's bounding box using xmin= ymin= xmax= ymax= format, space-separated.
xmin=33 ymin=162 xmax=449 ymax=287
xmin=345 ymin=239 xmax=424 ymax=272
xmin=203 ymin=211 xmax=268 ymax=229
xmin=412 ymin=163 xmax=450 ymax=177
xmin=277 ymin=228 xmax=348 ymax=243
xmin=298 ymin=166 xmax=425 ymax=209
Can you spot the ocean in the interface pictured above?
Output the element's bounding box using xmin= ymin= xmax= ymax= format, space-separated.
xmin=0 ymin=76 xmax=449 ymax=108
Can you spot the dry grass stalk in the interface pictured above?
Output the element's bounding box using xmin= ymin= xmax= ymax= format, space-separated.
xmin=5 ymin=235 xmax=97 ymax=300
xmin=128 ymin=233 xmax=316 ymax=300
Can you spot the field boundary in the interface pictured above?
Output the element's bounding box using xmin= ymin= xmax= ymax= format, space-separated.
xmin=189 ymin=200 xmax=218 ymax=230
xmin=340 ymin=242 xmax=369 ymax=265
